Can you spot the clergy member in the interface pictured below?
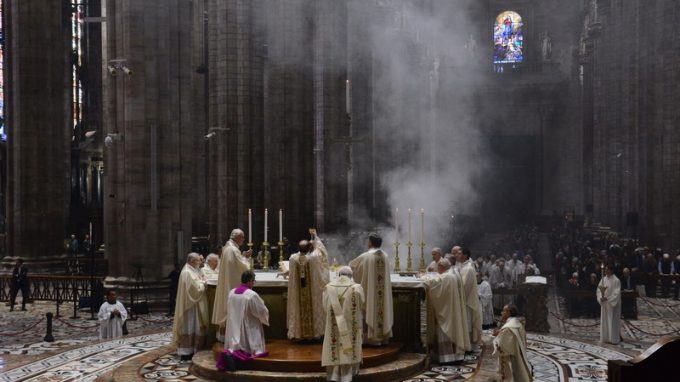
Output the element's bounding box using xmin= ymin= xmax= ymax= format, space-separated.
xmin=597 ymin=263 xmax=621 ymax=344
xmin=202 ymin=253 xmax=220 ymax=280
xmin=212 ymin=229 xmax=252 ymax=341
xmin=477 ymin=272 xmax=494 ymax=329
xmin=173 ymin=253 xmax=209 ymax=360
xmin=349 ymin=233 xmax=393 ymax=345
xmin=287 ymin=228 xmax=330 ymax=340
xmin=493 ymin=304 xmax=532 ymax=382
xmin=421 ymin=258 xmax=470 ymax=363
xmin=322 ymin=266 xmax=365 ymax=382
xmin=225 ymin=270 xmax=269 ymax=357
xmin=426 ymin=248 xmax=444 ymax=273
xmin=97 ymin=290 xmax=128 ymax=339
xmin=455 ymin=247 xmax=483 ymax=349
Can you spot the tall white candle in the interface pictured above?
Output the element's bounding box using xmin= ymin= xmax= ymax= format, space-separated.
xmin=279 ymin=209 xmax=283 ymax=241
xmin=420 ymin=209 xmax=424 ymax=243
xmin=408 ymin=208 xmax=412 ymax=243
xmin=264 ymin=208 xmax=268 ymax=242
xmin=346 ymin=80 xmax=351 ymax=114
xmin=248 ymin=208 xmax=252 ymax=243
xmin=395 ymin=208 xmax=399 ymax=236
xmin=89 ymin=222 xmax=93 ymax=240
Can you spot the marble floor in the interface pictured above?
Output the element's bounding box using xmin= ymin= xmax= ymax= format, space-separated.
xmin=1 ymin=293 xmax=677 ymax=382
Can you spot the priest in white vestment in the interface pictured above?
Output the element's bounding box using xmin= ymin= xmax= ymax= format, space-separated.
xmin=477 ymin=272 xmax=494 ymax=328
xmin=173 ymin=253 xmax=210 ymax=359
xmin=212 ymin=229 xmax=252 ymax=341
xmin=225 ymin=270 xmax=270 ymax=357
xmin=349 ymin=233 xmax=393 ymax=345
xmin=597 ymin=264 xmax=621 ymax=344
xmin=454 ymin=248 xmax=483 ymax=348
xmin=287 ymin=229 xmax=330 ymax=340
xmin=493 ymin=304 xmax=532 ymax=382
xmin=202 ymin=253 xmax=220 ymax=280
xmin=421 ymin=258 xmax=470 ymax=363
xmin=426 ymin=248 xmax=444 ymax=273
xmin=322 ymin=267 xmax=365 ymax=382
xmin=98 ymin=290 xmax=128 ymax=339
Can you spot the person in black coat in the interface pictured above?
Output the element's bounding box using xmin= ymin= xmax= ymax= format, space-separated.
xmin=10 ymin=259 xmax=30 ymax=311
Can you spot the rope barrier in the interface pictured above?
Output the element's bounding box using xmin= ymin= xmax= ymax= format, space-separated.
xmin=55 ymin=316 xmax=99 ymax=329
xmin=624 ymin=319 xmax=680 ymax=337
xmin=136 ymin=315 xmax=173 ymax=324
xmin=549 ymin=311 xmax=601 ymax=327
xmin=0 ymin=317 xmax=45 ymax=336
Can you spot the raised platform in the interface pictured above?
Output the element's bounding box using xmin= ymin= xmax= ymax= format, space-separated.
xmin=191 ymin=349 xmax=426 ymax=382
xmin=210 ymin=340 xmax=402 ymax=373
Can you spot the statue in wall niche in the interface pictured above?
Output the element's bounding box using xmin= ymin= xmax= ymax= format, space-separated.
xmin=540 ymin=32 xmax=552 ymax=61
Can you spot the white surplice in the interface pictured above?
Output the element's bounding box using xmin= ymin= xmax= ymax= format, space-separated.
xmin=286 ymin=235 xmax=330 ymax=340
xmin=225 ymin=288 xmax=269 ymax=355
xmin=478 ymin=280 xmax=494 ymax=326
xmin=212 ymin=240 xmax=251 ymax=341
xmin=202 ymin=265 xmax=219 ymax=281
xmin=493 ymin=317 xmax=532 ymax=382
xmin=422 ymin=272 xmax=469 ymax=361
xmin=597 ymin=274 xmax=621 ymax=344
xmin=321 ymin=276 xmax=365 ymax=382
xmin=349 ymin=247 xmax=393 ymax=344
xmin=455 ymin=259 xmax=483 ymax=344
xmin=173 ymin=264 xmax=209 ymax=356
xmin=97 ymin=301 xmax=127 ymax=339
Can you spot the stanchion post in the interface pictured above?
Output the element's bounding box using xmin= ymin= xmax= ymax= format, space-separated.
xmin=44 ymin=312 xmax=54 ymax=342
xmin=72 ymin=285 xmax=79 ymax=319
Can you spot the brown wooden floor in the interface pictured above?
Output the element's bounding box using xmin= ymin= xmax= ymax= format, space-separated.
xmin=213 ymin=340 xmax=402 ymax=372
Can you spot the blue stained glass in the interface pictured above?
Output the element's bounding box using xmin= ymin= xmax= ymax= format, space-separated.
xmin=493 ymin=11 xmax=524 ymax=64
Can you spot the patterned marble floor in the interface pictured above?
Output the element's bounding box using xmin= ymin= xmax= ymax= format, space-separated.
xmin=2 ymin=294 xmax=678 ymax=382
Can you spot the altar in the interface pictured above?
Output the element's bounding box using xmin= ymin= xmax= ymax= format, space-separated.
xmin=207 ymin=271 xmax=427 ymax=352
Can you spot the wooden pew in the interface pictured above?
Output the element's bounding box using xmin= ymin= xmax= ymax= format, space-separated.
xmin=609 ymin=336 xmax=680 ymax=381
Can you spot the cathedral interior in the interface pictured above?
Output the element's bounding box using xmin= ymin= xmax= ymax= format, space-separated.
xmin=2 ymin=0 xmax=680 ymax=381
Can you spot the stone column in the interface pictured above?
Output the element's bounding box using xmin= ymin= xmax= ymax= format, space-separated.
xmin=103 ymin=0 xmax=196 ymax=279
xmin=5 ymin=0 xmax=71 ymax=259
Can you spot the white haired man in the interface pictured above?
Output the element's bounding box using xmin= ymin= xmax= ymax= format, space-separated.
xmin=202 ymin=253 xmax=220 ymax=280
xmin=212 ymin=229 xmax=252 ymax=342
xmin=427 ymin=248 xmax=444 ymax=273
xmin=173 ymin=253 xmax=209 ymax=360
xmin=421 ymin=258 xmax=469 ymax=363
xmin=322 ymin=266 xmax=365 ymax=382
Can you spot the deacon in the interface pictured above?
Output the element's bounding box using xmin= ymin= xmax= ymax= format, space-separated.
xmin=421 ymin=258 xmax=470 ymax=363
xmin=455 ymin=248 xmax=483 ymax=349
xmin=287 ymin=228 xmax=330 ymax=340
xmin=477 ymin=272 xmax=495 ymax=329
xmin=225 ymin=270 xmax=270 ymax=357
xmin=202 ymin=253 xmax=220 ymax=280
xmin=349 ymin=233 xmax=393 ymax=345
xmin=493 ymin=304 xmax=532 ymax=382
xmin=426 ymin=248 xmax=444 ymax=272
xmin=597 ymin=263 xmax=621 ymax=344
xmin=322 ymin=266 xmax=365 ymax=382
xmin=212 ymin=229 xmax=252 ymax=341
xmin=173 ymin=253 xmax=210 ymax=360
xmin=97 ymin=290 xmax=128 ymax=339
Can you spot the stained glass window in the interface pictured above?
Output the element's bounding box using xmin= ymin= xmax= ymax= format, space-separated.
xmin=71 ymin=2 xmax=84 ymax=138
xmin=0 ymin=0 xmax=6 ymax=141
xmin=493 ymin=11 xmax=524 ymax=65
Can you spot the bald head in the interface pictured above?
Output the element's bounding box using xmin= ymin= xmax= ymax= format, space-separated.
xmin=230 ymin=229 xmax=245 ymax=245
xmin=299 ymin=240 xmax=311 ymax=254
xmin=437 ymin=258 xmax=452 ymax=273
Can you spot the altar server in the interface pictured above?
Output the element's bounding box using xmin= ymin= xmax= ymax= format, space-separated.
xmin=455 ymin=248 xmax=483 ymax=348
xmin=98 ymin=290 xmax=128 ymax=339
xmin=493 ymin=304 xmax=532 ymax=382
xmin=597 ymin=263 xmax=621 ymax=344
xmin=477 ymin=272 xmax=495 ymax=328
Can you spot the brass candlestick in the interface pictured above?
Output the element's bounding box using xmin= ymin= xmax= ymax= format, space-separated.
xmin=394 ymin=241 xmax=401 ymax=272
xmin=278 ymin=240 xmax=285 ymax=264
xmin=247 ymin=242 xmax=254 ymax=269
xmin=262 ymin=241 xmax=270 ymax=270
xmin=419 ymin=241 xmax=426 ymax=273
xmin=406 ymin=241 xmax=413 ymax=273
